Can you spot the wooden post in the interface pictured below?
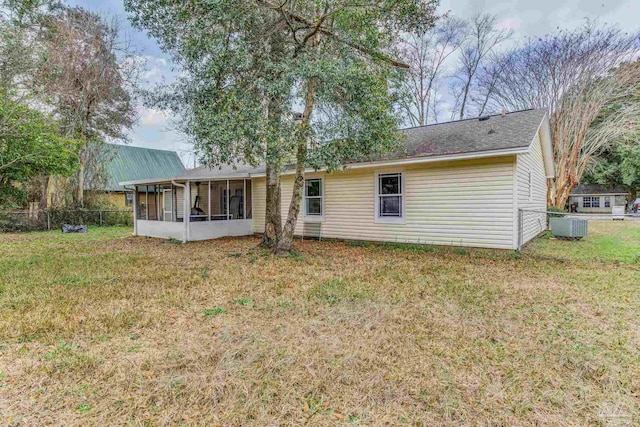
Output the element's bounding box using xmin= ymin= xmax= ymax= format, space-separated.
xmin=99 ymin=210 xmax=103 ymax=227
xmin=208 ymin=181 xmax=211 ymax=221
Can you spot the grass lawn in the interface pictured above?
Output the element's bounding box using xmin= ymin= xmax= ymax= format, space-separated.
xmin=0 ymin=223 xmax=638 ymax=425
xmin=527 ymin=219 xmax=640 ymax=264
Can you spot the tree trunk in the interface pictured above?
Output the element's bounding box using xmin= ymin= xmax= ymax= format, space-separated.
xmin=261 ymin=158 xmax=282 ymax=248
xmin=39 ymin=175 xmax=49 ymax=210
xmin=75 ymin=143 xmax=86 ymax=208
xmin=459 ymin=78 xmax=471 ymax=120
xmin=260 ymin=32 xmax=287 ymax=248
xmin=275 ymin=75 xmax=317 ymax=255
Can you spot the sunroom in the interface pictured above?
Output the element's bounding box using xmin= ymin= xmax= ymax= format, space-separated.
xmin=122 ymin=176 xmax=253 ymax=242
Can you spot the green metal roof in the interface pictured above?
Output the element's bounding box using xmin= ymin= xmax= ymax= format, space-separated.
xmin=103 ymin=144 xmax=185 ymax=191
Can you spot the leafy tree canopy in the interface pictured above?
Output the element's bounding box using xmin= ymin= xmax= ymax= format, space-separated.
xmin=125 ymin=0 xmax=438 ymax=170
xmin=0 ymin=90 xmax=78 ymax=208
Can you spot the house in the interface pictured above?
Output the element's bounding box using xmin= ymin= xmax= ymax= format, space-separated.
xmin=568 ymin=184 xmax=628 ymax=213
xmin=91 ymin=144 xmax=185 ymax=209
xmin=120 ymin=109 xmax=554 ymax=250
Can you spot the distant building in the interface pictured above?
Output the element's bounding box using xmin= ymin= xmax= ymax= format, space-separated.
xmin=568 ymin=184 xmax=628 ymax=213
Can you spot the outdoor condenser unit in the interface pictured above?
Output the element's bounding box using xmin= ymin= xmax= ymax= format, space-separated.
xmin=549 ymin=217 xmax=588 ymax=240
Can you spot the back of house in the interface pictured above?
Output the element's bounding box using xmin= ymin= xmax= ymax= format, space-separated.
xmin=121 ymin=109 xmax=554 ymax=250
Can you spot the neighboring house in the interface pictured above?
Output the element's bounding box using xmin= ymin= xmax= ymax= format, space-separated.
xmin=120 ymin=109 xmax=554 ymax=250
xmin=94 ymin=144 xmax=185 ymax=209
xmin=568 ymin=184 xmax=628 ymax=213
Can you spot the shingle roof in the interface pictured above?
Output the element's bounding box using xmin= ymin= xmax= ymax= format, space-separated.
xmin=571 ymin=184 xmax=628 ymax=195
xmin=103 ymin=144 xmax=185 ymax=191
xmin=400 ymin=109 xmax=547 ymax=158
xmin=121 ymin=109 xmax=548 ymax=184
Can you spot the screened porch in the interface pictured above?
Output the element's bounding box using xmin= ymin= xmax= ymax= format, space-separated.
xmin=132 ymin=179 xmax=253 ymax=242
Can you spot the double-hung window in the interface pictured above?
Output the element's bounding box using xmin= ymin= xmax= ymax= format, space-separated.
xmin=376 ymin=172 xmax=404 ymax=222
xmin=604 ymin=196 xmax=611 ymax=208
xmin=304 ymin=178 xmax=323 ymax=219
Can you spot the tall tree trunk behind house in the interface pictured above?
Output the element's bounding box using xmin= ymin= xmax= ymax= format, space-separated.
xmin=275 ymin=75 xmax=317 ymax=255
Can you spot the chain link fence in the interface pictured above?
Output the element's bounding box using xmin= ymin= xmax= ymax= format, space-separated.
xmin=0 ymin=209 xmax=133 ymax=233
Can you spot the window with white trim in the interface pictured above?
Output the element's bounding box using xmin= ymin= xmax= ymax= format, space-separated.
xmin=304 ymin=179 xmax=323 ymax=217
xmin=376 ymin=173 xmax=403 ymax=220
xmin=583 ymin=196 xmax=600 ymax=208
xmin=604 ymin=196 xmax=611 ymax=208
xmin=125 ymin=192 xmax=134 ymax=207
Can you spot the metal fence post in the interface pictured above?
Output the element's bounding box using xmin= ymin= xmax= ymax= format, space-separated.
xmin=99 ymin=211 xmax=103 ymax=227
xmin=517 ymin=209 xmax=523 ymax=251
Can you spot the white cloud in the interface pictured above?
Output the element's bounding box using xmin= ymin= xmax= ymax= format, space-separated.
xmin=138 ymin=106 xmax=169 ymax=127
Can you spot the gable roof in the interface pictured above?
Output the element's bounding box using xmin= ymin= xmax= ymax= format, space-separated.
xmin=120 ymin=109 xmax=551 ymax=185
xmin=571 ymin=184 xmax=628 ymax=196
xmin=400 ymin=109 xmax=547 ymax=158
xmin=103 ymin=144 xmax=185 ymax=191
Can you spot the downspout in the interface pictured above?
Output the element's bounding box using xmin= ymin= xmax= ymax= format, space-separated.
xmin=172 ymin=180 xmax=188 ymax=243
xmin=123 ymin=185 xmax=137 ymax=236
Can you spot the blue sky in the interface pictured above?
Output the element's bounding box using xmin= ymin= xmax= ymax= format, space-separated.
xmin=68 ymin=0 xmax=640 ymax=168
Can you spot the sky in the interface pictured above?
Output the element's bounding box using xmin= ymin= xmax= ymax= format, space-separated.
xmin=68 ymin=0 xmax=640 ymax=168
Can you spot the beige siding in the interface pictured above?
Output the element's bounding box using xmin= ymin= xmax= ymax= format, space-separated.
xmin=253 ymin=156 xmax=517 ymax=249
xmin=515 ymin=131 xmax=547 ymax=246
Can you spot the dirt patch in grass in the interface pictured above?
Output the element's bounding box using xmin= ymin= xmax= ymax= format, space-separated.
xmin=0 ymin=228 xmax=638 ymax=426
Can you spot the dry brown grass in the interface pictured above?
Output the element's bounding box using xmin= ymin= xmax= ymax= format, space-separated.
xmin=0 ymin=226 xmax=639 ymax=426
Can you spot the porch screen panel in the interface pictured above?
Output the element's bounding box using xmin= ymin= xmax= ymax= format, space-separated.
xmin=189 ymin=182 xmax=208 ymax=220
xmin=210 ymin=181 xmax=227 ymax=221
xmin=245 ymin=180 xmax=252 ymax=219
xmin=229 ymin=180 xmax=245 ymax=219
xmin=176 ymin=187 xmax=184 ymax=221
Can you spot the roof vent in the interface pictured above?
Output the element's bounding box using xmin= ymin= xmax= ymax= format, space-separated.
xmin=501 ymin=109 xmax=507 ymax=117
xmin=488 ymin=124 xmax=497 ymax=134
xmin=479 ymin=115 xmax=490 ymax=121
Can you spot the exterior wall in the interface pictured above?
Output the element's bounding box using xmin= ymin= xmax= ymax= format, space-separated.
xmin=253 ymin=156 xmax=517 ymax=249
xmin=568 ymin=195 xmax=627 ymax=213
xmin=189 ymin=220 xmax=253 ymax=241
xmin=137 ymin=220 xmax=184 ymax=240
xmin=106 ymin=192 xmax=128 ymax=209
xmin=515 ymin=130 xmax=548 ymax=246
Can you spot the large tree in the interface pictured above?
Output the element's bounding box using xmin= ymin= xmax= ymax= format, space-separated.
xmin=126 ymin=0 xmax=438 ymax=254
xmin=396 ymin=15 xmax=467 ymax=126
xmin=450 ymin=13 xmax=511 ymax=120
xmin=476 ymin=24 xmax=640 ymax=207
xmin=0 ymin=90 xmax=78 ymax=208
xmin=33 ymin=6 xmax=137 ymax=207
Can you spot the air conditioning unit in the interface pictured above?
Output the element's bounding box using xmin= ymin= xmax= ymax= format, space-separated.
xmin=549 ymin=217 xmax=588 ymax=240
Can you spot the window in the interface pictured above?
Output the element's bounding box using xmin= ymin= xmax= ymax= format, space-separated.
xmin=376 ymin=173 xmax=404 ymax=222
xmin=583 ymin=196 xmax=600 ymax=208
xmin=604 ymin=196 xmax=611 ymax=208
xmin=125 ymin=192 xmax=134 ymax=207
xmin=304 ymin=179 xmax=323 ymax=218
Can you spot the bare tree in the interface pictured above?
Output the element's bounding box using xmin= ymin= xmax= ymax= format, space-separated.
xmin=397 ymin=16 xmax=467 ymax=126
xmin=35 ymin=7 xmax=138 ymax=207
xmin=453 ymin=13 xmax=512 ymax=119
xmin=478 ymin=23 xmax=640 ymax=207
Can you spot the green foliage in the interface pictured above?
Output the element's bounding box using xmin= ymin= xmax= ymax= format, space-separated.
xmin=0 ymin=91 xmax=78 ymax=208
xmin=124 ymin=1 xmax=438 ymax=170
